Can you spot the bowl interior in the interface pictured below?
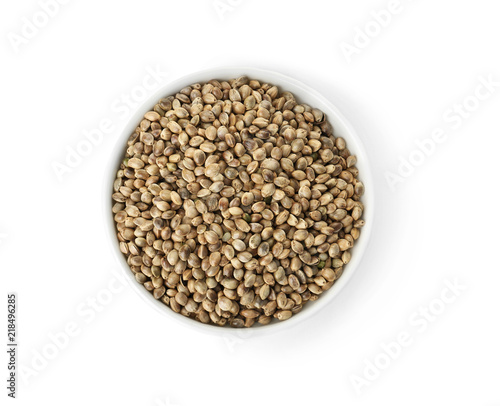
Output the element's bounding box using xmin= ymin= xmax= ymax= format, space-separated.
xmin=104 ymin=67 xmax=374 ymax=336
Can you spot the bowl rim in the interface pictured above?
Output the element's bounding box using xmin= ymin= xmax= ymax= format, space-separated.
xmin=103 ymin=66 xmax=375 ymax=337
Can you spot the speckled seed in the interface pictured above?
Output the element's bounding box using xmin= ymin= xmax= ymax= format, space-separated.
xmin=259 ymin=284 xmax=271 ymax=300
xmin=241 ymin=192 xmax=254 ymax=206
xmin=218 ymin=296 xmax=233 ymax=312
xmin=232 ymin=239 xmax=246 ymax=252
xmin=249 ymin=234 xmax=262 ymax=249
xmin=205 ymin=230 xmax=219 ymax=244
xmin=275 ymin=310 xmax=292 ymax=321
xmin=128 ymin=158 xmax=144 ymax=169
xmin=289 ymin=275 xmax=300 ymax=290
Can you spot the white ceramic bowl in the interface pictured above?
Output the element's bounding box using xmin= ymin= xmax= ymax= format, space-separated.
xmin=104 ymin=67 xmax=374 ymax=336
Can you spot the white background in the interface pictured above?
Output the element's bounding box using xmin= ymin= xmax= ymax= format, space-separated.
xmin=1 ymin=0 xmax=499 ymax=405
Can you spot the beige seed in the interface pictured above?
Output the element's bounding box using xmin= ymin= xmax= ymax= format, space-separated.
xmin=333 ymin=209 xmax=347 ymax=221
xmin=252 ymin=201 xmax=266 ymax=213
xmin=205 ymin=163 xmax=220 ymax=178
xmin=261 ymin=183 xmax=276 ymax=198
xmin=170 ymin=191 xmax=182 ymax=205
xmin=174 ymin=107 xmax=189 ymax=119
xmin=342 ymin=251 xmax=351 ymax=264
xmin=167 ymin=250 xmax=179 ymax=265
xmin=259 ymin=285 xmax=271 ymax=300
xmin=291 ymin=240 xmax=304 ymax=254
xmin=153 ymin=286 xmax=166 ymax=299
xmin=232 ymin=239 xmax=246 ymax=252
xmin=241 ymin=192 xmax=254 ymax=206
xmin=289 ymin=275 xmax=300 ymax=290
xmin=218 ymin=296 xmax=233 ymax=312
xmin=128 ymin=158 xmax=144 ymax=169
xmin=200 ymin=110 xmax=215 ymax=122
xmin=261 ymin=158 xmax=280 ymax=171
xmin=175 ymin=291 xmax=188 ymax=306
xmin=257 ymin=242 xmax=270 ymax=257
xmin=167 ymin=121 xmax=182 ymax=133
xmin=275 ymin=210 xmax=289 ymax=225
xmin=355 ymin=182 xmax=365 ymax=196
xmin=228 ymin=207 xmax=243 ymax=216
xmin=249 ymin=234 xmax=262 ymax=249
xmin=235 ymin=218 xmax=251 ymax=232
xmin=273 ymin=229 xmax=286 ymax=242
xmin=209 ymin=252 xmax=221 ymax=266
xmin=223 ymin=245 xmax=235 ymax=259
xmin=176 ymin=224 xmax=191 ymax=236
xmin=298 ymin=185 xmax=311 ymax=199
xmin=205 ymin=230 xmax=219 ymax=245
xmin=352 ymin=206 xmax=363 ymax=220
xmin=338 ymin=239 xmax=351 ymax=251
xmin=238 ymin=251 xmax=253 ymax=263
xmin=193 ymin=150 xmax=206 ymax=166
xmin=200 ymin=142 xmax=216 ymax=153
xmin=277 ymin=292 xmax=287 ymax=309
xmin=241 ymin=309 xmax=260 ymax=319
xmin=275 ymin=310 xmax=292 ymax=321
xmin=347 ymin=155 xmax=357 ymax=168
xmin=293 ymin=230 xmax=308 ymax=241
xmin=145 ymin=111 xmax=161 ymax=121
xmin=335 ymin=137 xmax=346 ymax=150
